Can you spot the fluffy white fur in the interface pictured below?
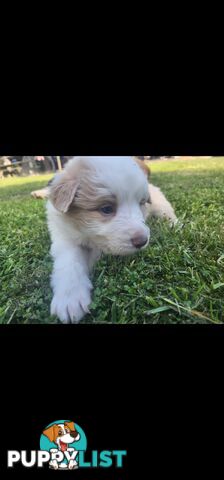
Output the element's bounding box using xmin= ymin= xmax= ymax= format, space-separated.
xmin=47 ymin=156 xmax=177 ymax=323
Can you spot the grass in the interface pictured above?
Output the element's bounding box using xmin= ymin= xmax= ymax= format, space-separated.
xmin=0 ymin=157 xmax=224 ymax=324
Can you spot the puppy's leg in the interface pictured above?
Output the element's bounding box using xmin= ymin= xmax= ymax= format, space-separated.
xmin=49 ymin=459 xmax=59 ymax=470
xmin=50 ymin=241 xmax=94 ymax=323
xmin=68 ymin=459 xmax=78 ymax=470
xmin=31 ymin=187 xmax=50 ymax=199
xmin=67 ymin=449 xmax=78 ymax=469
xmin=147 ymin=183 xmax=178 ymax=225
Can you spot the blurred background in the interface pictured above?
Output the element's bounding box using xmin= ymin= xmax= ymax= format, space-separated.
xmin=0 ymin=156 xmax=212 ymax=179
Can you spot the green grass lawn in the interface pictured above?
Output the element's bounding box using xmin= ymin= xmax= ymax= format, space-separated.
xmin=0 ymin=157 xmax=224 ymax=324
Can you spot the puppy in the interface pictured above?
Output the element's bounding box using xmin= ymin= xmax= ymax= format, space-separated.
xmin=43 ymin=421 xmax=80 ymax=469
xmin=47 ymin=156 xmax=177 ymax=323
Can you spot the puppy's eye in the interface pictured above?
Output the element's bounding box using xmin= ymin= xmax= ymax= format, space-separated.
xmin=99 ymin=205 xmax=115 ymax=215
xmin=58 ymin=430 xmax=63 ymax=436
xmin=65 ymin=428 xmax=69 ymax=433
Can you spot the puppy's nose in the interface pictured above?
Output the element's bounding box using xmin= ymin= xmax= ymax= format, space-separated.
xmin=131 ymin=234 xmax=148 ymax=249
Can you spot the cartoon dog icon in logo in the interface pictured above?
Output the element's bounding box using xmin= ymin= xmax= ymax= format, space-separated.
xmin=43 ymin=421 xmax=80 ymax=469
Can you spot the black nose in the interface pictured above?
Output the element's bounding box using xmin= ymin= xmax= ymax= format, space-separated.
xmin=131 ymin=235 xmax=148 ymax=249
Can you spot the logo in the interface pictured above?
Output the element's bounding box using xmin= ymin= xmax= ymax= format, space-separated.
xmin=7 ymin=419 xmax=127 ymax=470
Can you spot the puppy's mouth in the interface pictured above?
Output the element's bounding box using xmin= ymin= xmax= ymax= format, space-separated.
xmin=112 ymin=238 xmax=150 ymax=255
xmin=59 ymin=440 xmax=68 ymax=452
xmin=104 ymin=244 xmax=149 ymax=256
xmin=87 ymin=233 xmax=150 ymax=256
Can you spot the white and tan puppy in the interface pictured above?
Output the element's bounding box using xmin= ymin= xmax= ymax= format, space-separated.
xmin=47 ymin=156 xmax=177 ymax=323
xmin=43 ymin=422 xmax=80 ymax=470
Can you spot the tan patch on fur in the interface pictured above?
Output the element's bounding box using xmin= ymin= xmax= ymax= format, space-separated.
xmin=68 ymin=186 xmax=116 ymax=228
xmin=134 ymin=158 xmax=151 ymax=177
xmin=49 ymin=159 xmax=98 ymax=213
xmin=68 ymin=164 xmax=116 ymax=215
xmin=74 ymin=183 xmax=116 ymax=211
xmin=50 ymin=157 xmax=117 ymax=225
xmin=50 ymin=179 xmax=79 ymax=213
xmin=68 ymin=207 xmax=114 ymax=229
xmin=64 ymin=421 xmax=79 ymax=438
xmin=64 ymin=421 xmax=75 ymax=431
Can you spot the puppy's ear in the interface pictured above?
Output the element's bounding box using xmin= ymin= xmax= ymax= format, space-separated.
xmin=43 ymin=425 xmax=56 ymax=443
xmin=64 ymin=421 xmax=75 ymax=431
xmin=134 ymin=158 xmax=151 ymax=178
xmin=49 ymin=178 xmax=79 ymax=213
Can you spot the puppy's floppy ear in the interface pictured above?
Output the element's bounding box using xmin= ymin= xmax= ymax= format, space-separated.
xmin=49 ymin=178 xmax=79 ymax=213
xmin=43 ymin=425 xmax=56 ymax=443
xmin=64 ymin=421 xmax=75 ymax=431
xmin=134 ymin=158 xmax=151 ymax=178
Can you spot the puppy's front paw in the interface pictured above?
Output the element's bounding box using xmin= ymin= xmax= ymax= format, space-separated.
xmin=68 ymin=460 xmax=78 ymax=470
xmin=31 ymin=188 xmax=48 ymax=199
xmin=168 ymin=215 xmax=179 ymax=227
xmin=49 ymin=460 xmax=59 ymax=470
xmin=51 ymin=282 xmax=92 ymax=324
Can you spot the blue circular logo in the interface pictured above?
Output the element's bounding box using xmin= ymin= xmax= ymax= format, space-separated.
xmin=40 ymin=420 xmax=87 ymax=469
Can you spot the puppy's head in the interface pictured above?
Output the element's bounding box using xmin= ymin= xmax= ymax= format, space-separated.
xmin=43 ymin=422 xmax=80 ymax=449
xmin=49 ymin=156 xmax=150 ymax=255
